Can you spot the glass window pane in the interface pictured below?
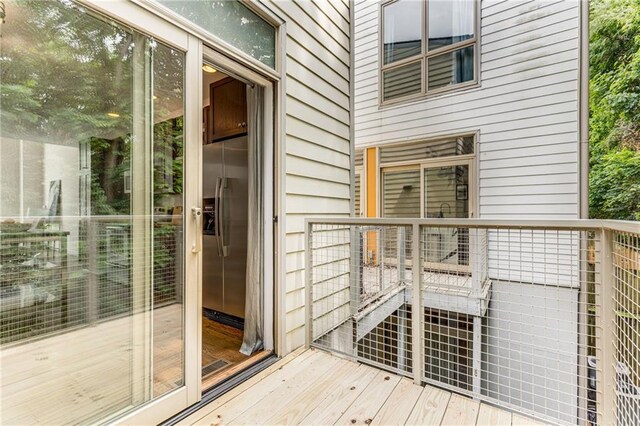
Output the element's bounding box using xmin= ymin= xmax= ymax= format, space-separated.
xmin=379 ymin=136 xmax=474 ymax=164
xmin=383 ymin=61 xmax=422 ymax=101
xmin=424 ymin=165 xmax=469 ymax=266
xmin=0 ymin=1 xmax=184 ymax=422
xmin=428 ymin=0 xmax=475 ymax=51
xmin=159 ymin=0 xmax=276 ymax=68
xmin=382 ymin=169 xmax=421 ymax=218
xmin=383 ymin=0 xmax=422 ymax=64
xmin=152 ymin=39 xmax=185 ymax=399
xmin=427 ymin=46 xmax=474 ymax=90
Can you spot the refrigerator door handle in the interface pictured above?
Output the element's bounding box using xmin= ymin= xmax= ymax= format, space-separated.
xmin=214 ymin=177 xmax=222 ymax=257
xmin=219 ymin=177 xmax=228 ymax=257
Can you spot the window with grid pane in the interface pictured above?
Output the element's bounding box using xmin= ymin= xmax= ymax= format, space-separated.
xmin=381 ymin=0 xmax=477 ymax=102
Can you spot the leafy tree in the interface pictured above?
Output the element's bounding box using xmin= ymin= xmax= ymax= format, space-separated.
xmin=1 ymin=0 xmax=184 ymax=214
xmin=0 ymin=1 xmax=185 ymax=307
xmin=589 ymin=0 xmax=640 ymax=219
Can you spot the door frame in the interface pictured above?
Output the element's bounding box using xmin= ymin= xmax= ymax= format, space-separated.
xmin=74 ymin=1 xmax=194 ymax=424
xmin=77 ymin=0 xmax=280 ymax=422
xmin=197 ymin=46 xmax=276 ymax=393
xmin=420 ymin=158 xmax=475 ymax=219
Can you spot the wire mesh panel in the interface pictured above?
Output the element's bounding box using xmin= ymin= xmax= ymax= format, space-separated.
xmin=476 ymin=227 xmax=592 ymax=425
xmin=423 ymin=308 xmax=473 ymax=390
xmin=0 ymin=3 xmax=186 ymax=422
xmin=308 ymin=223 xmax=413 ymax=376
xmin=306 ymin=219 xmax=640 ymax=425
xmin=612 ymin=231 xmax=640 ymax=425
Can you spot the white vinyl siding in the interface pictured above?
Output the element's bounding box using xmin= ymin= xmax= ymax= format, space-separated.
xmin=265 ymin=0 xmax=352 ymax=352
xmin=354 ymin=0 xmax=580 ymax=219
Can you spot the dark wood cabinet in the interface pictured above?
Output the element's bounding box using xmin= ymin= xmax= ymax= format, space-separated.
xmin=209 ymin=77 xmax=247 ymax=143
xmin=203 ymin=105 xmax=211 ymax=144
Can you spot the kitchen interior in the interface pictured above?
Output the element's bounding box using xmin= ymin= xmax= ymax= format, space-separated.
xmin=200 ymin=63 xmax=267 ymax=390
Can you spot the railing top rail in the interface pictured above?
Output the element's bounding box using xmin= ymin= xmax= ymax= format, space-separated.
xmin=305 ymin=217 xmax=640 ymax=234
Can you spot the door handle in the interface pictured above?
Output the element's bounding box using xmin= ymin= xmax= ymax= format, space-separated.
xmin=214 ymin=177 xmax=222 ymax=257
xmin=219 ymin=177 xmax=228 ymax=257
xmin=191 ymin=206 xmax=202 ymax=253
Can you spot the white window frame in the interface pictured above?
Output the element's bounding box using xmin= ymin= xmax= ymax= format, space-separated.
xmin=355 ymin=166 xmax=365 ymax=217
xmin=379 ymin=0 xmax=480 ymax=106
xmin=378 ymin=133 xmax=477 ymax=219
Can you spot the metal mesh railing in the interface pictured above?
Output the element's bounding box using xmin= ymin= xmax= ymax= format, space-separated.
xmin=0 ymin=214 xmax=185 ymax=424
xmin=306 ymin=218 xmax=640 ymax=426
xmin=612 ymin=230 xmax=640 ymax=425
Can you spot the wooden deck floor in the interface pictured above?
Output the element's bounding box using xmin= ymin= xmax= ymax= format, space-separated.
xmin=182 ymin=348 xmax=545 ymax=426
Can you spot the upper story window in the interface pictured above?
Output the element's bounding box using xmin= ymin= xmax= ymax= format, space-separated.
xmin=381 ymin=0 xmax=478 ymax=103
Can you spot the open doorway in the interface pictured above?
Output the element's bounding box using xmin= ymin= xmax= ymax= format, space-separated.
xmin=200 ymin=63 xmax=271 ymax=391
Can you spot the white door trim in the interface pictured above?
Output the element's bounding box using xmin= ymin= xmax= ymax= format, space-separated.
xmin=78 ymin=0 xmax=197 ymax=421
xmin=80 ymin=0 xmax=188 ymax=51
xmin=201 ymin=46 xmax=276 ymax=355
xmin=184 ymin=33 xmax=204 ymax=407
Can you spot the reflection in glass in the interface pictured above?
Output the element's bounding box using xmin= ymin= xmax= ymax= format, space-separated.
xmin=381 ymin=168 xmax=420 ymax=262
xmin=383 ymin=0 xmax=422 ymax=64
xmin=428 ymin=46 xmax=474 ymax=90
xmin=0 ymin=0 xmax=184 ymax=423
xmin=159 ymin=0 xmax=276 ymax=68
xmin=424 ymin=165 xmax=469 ymax=265
xmin=382 ymin=169 xmax=421 ymax=218
xmin=379 ymin=136 xmax=474 ymax=164
xmin=428 ymin=0 xmax=475 ymax=51
xmin=383 ymin=61 xmax=422 ymax=101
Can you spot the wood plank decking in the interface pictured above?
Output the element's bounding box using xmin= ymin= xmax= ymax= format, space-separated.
xmin=183 ymin=348 xmax=546 ymax=426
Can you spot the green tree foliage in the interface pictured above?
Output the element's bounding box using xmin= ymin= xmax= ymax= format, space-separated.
xmin=0 ymin=0 xmax=184 ymax=215
xmin=590 ymin=0 xmax=640 ymax=220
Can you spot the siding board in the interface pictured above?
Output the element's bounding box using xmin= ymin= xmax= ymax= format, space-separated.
xmin=353 ymin=0 xmax=580 ymax=219
xmin=266 ymin=0 xmax=351 ymax=352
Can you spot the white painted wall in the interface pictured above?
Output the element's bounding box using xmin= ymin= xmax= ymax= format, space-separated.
xmin=353 ymin=0 xmax=581 ymax=219
xmin=263 ymin=0 xmax=353 ymax=352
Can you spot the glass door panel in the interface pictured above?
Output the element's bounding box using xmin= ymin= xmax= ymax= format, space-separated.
xmin=0 ymin=1 xmax=185 ymax=423
xmin=382 ymin=168 xmax=421 ymax=218
xmin=423 ymin=164 xmax=469 ymax=267
xmin=381 ymin=168 xmax=420 ymax=266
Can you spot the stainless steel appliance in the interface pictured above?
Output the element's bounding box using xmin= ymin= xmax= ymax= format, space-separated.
xmin=202 ymin=136 xmax=248 ymax=319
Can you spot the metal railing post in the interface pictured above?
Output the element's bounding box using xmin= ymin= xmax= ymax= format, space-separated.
xmin=595 ymin=227 xmax=617 ymax=425
xmin=398 ymin=227 xmax=406 ymax=283
xmin=470 ymin=227 xmax=481 ymax=298
xmin=305 ymin=220 xmax=313 ymax=348
xmin=411 ymin=222 xmax=423 ymax=385
xmin=397 ymin=226 xmax=407 ymax=372
xmin=350 ymin=226 xmax=361 ymax=316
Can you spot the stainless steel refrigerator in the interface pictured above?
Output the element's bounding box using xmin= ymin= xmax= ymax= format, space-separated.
xmin=202 ymin=136 xmax=248 ymax=319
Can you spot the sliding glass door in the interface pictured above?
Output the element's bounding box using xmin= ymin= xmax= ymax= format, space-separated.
xmin=423 ymin=162 xmax=471 ymax=269
xmin=380 ymin=160 xmax=473 ymax=271
xmin=0 ymin=1 xmax=192 ymax=423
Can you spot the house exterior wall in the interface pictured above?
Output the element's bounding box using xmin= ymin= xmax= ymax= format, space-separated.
xmin=264 ymin=0 xmax=352 ymax=352
xmin=353 ymin=0 xmax=581 ymax=219
xmin=352 ymin=0 xmax=583 ymax=422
